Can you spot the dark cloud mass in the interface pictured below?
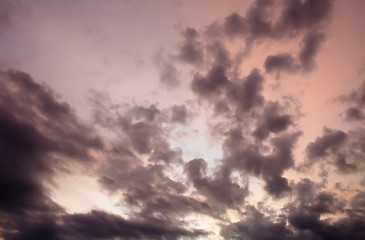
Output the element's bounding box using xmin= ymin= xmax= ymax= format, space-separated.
xmin=345 ymin=107 xmax=363 ymax=121
xmin=0 ymin=70 xmax=101 ymax=239
xmin=264 ymin=53 xmax=296 ymax=73
xmin=177 ymin=28 xmax=203 ymax=65
xmin=306 ymin=128 xmax=347 ymax=159
xmin=304 ymin=126 xmax=365 ymax=173
xmin=0 ymin=70 xmax=205 ymax=239
xmin=299 ymin=31 xmax=325 ymax=71
xmin=1 ymin=0 xmax=365 ymax=240
xmin=337 ymin=80 xmax=365 ymax=121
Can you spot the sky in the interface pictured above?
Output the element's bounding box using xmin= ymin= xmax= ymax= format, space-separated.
xmin=0 ymin=0 xmax=365 ymax=239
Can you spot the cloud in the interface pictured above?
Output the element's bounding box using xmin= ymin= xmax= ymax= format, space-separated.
xmin=227 ymin=69 xmax=265 ymax=114
xmin=224 ymin=0 xmax=332 ymax=46
xmin=3 ymin=1 xmax=365 ymax=239
xmin=306 ymin=127 xmax=347 ymax=159
xmin=337 ymin=80 xmax=365 ymax=121
xmin=191 ymin=64 xmax=229 ymax=100
xmin=277 ymin=0 xmax=333 ymax=34
xmin=264 ymin=53 xmax=296 ymax=73
xmin=8 ymin=210 xmax=207 ymax=240
xmin=0 ymin=70 xmax=210 ymax=239
xmin=219 ymin=126 xmax=301 ymax=198
xmin=90 ymin=99 xmax=221 ymax=228
xmin=304 ymin=126 xmax=365 ymax=173
xmin=220 ymin=205 xmax=290 ymax=240
xmin=60 ymin=210 xmax=207 ymax=240
xmin=191 ymin=66 xmax=265 ymax=117
xmin=298 ymin=31 xmax=325 ymax=71
xmin=284 ymin=178 xmax=364 ymax=240
xmin=170 ymin=104 xmax=189 ymax=124
xmin=345 ymin=107 xmax=364 ymax=121
xmin=0 ymin=0 xmax=23 ymax=32
xmin=223 ymin=0 xmax=274 ymax=40
xmin=264 ymin=31 xmax=325 ymax=74
xmin=221 ymin=178 xmax=364 ymax=240
xmin=253 ymin=101 xmax=293 ymax=140
xmin=185 ymin=158 xmax=249 ymax=208
xmin=177 ymin=27 xmax=204 ymax=65
xmin=0 ymin=70 xmax=102 ymax=239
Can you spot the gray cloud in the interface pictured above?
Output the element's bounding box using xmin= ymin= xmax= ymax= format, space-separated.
xmin=299 ymin=31 xmax=325 ymax=72
xmin=177 ymin=27 xmax=203 ymax=65
xmin=264 ymin=53 xmax=296 ymax=73
xmin=170 ymin=104 xmax=189 ymax=124
xmin=3 ymin=1 xmax=364 ymax=239
xmin=304 ymin=127 xmax=365 ymax=174
xmin=306 ymin=127 xmax=347 ymax=159
xmin=191 ymin=64 xmax=229 ymax=100
xmin=345 ymin=107 xmax=363 ymax=121
xmin=185 ymin=158 xmax=249 ymax=208
xmin=337 ymin=80 xmax=365 ymax=122
xmin=0 ymin=70 xmax=102 ymax=239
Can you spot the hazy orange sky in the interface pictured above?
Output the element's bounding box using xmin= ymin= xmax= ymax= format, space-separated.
xmin=0 ymin=1 xmax=365 ymax=240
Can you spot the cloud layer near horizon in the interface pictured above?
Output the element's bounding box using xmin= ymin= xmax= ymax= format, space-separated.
xmin=0 ymin=1 xmax=364 ymax=240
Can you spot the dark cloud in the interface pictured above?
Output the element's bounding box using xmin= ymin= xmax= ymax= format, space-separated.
xmin=125 ymin=121 xmax=160 ymax=154
xmin=264 ymin=176 xmax=291 ymax=198
xmin=0 ymin=70 xmax=209 ymax=239
xmin=305 ymin=127 xmax=365 ymax=173
xmin=264 ymin=53 xmax=296 ymax=73
xmin=227 ymin=69 xmax=265 ymax=114
xmin=89 ymin=100 xmax=223 ymax=231
xmin=284 ymin=179 xmax=364 ymax=240
xmin=96 ymin=105 xmax=183 ymax=164
xmin=3 ymin=1 xmax=362 ymax=239
xmin=97 ymin=155 xmax=214 ymax=224
xmin=345 ymin=107 xmax=363 ymax=121
xmin=191 ymin=64 xmax=229 ymax=100
xmin=5 ymin=210 xmax=207 ymax=240
xmin=224 ymin=12 xmax=246 ymax=37
xmin=334 ymin=154 xmax=358 ymax=174
xmin=130 ymin=105 xmax=161 ymax=122
xmin=224 ymin=0 xmax=332 ymax=47
xmin=223 ymin=0 xmax=274 ymax=40
xmin=185 ymin=158 xmax=249 ymax=208
xmin=220 ymin=205 xmax=291 ymax=240
xmin=220 ymin=191 xmax=365 ymax=240
xmin=0 ymin=0 xmax=23 ymax=32
xmin=206 ymin=41 xmax=231 ymax=68
xmin=337 ymin=80 xmax=365 ymax=121
xmin=337 ymin=80 xmax=365 ymax=106
xmin=170 ymin=104 xmax=189 ymax=124
xmin=310 ymin=191 xmax=345 ymax=214
xmin=214 ymin=99 xmax=230 ymax=114
xmin=191 ymin=67 xmax=266 ymax=117
xmin=264 ymin=31 xmax=325 ymax=74
xmin=222 ymin=178 xmax=364 ymax=240
xmin=306 ymin=127 xmax=347 ymax=159
xmin=253 ymin=101 xmax=292 ymax=140
xmin=222 ymin=127 xmax=301 ymax=197
xmin=0 ymin=70 xmax=102 ymax=238
xmin=277 ymin=0 xmax=333 ymax=34
xmin=298 ymin=31 xmax=325 ymax=71
xmin=60 ymin=210 xmax=207 ymax=240
xmin=177 ymin=27 xmax=203 ymax=65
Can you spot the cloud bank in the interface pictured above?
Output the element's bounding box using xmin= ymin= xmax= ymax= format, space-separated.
xmin=0 ymin=0 xmax=364 ymax=240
